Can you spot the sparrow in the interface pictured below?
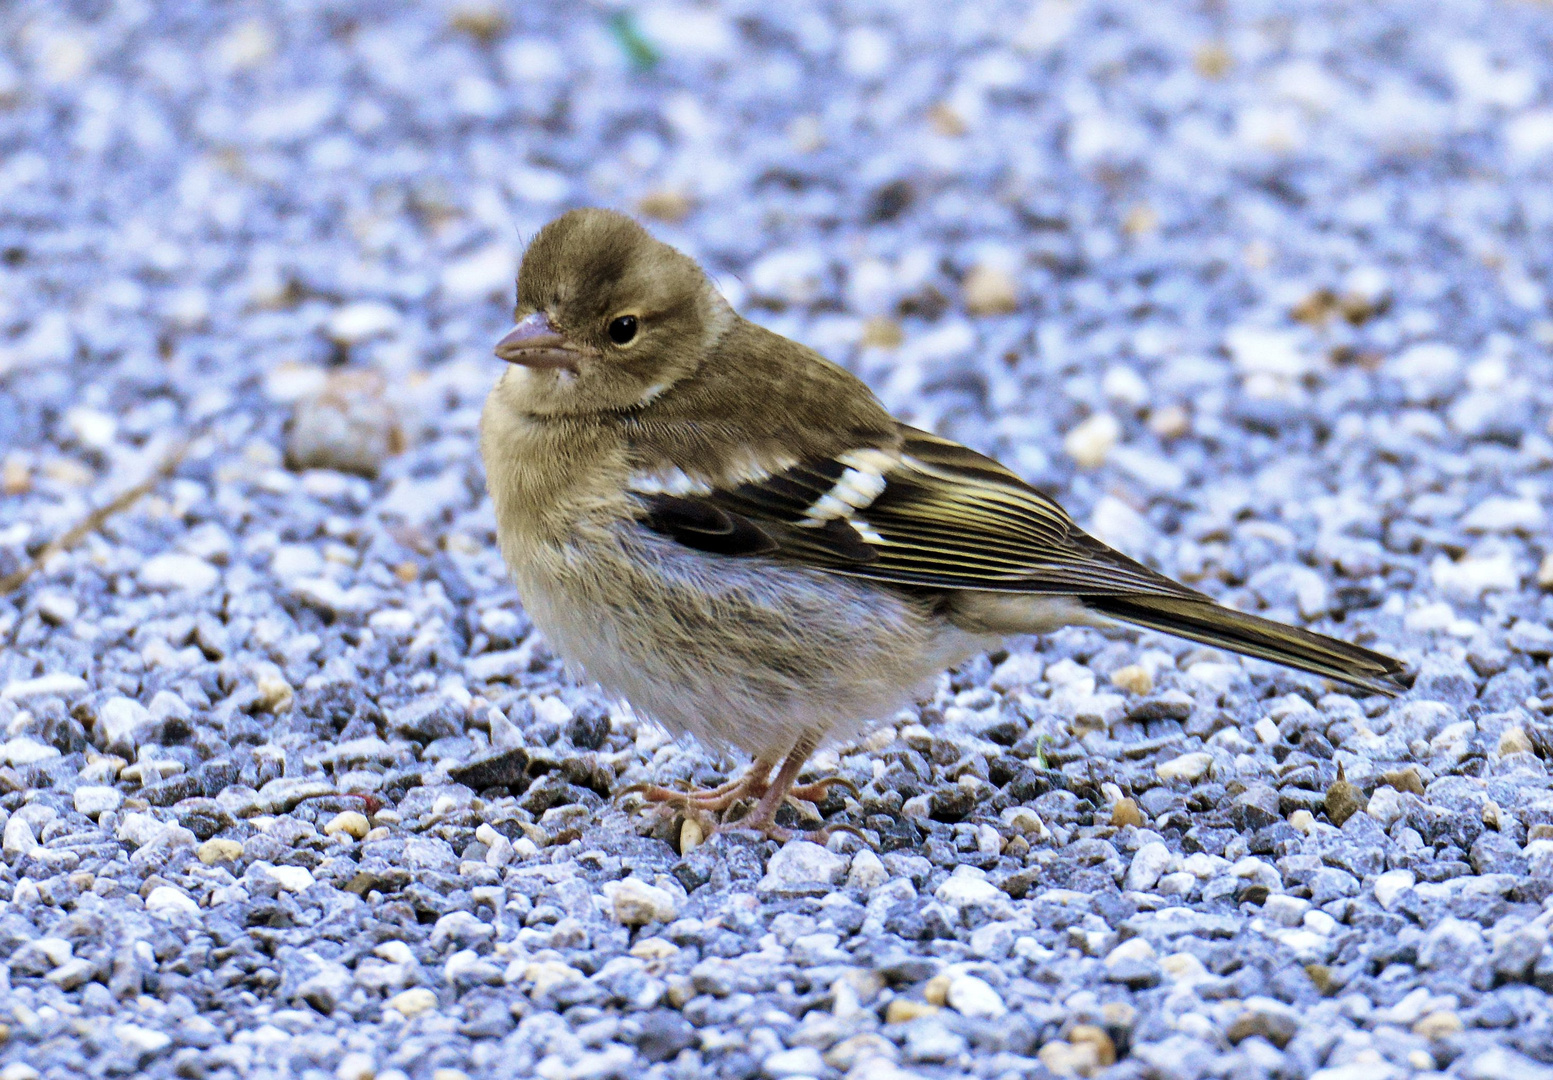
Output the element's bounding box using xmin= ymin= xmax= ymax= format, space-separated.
xmin=479 ymin=208 xmax=1408 ymax=841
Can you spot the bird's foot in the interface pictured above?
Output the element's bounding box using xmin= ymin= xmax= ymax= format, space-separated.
xmin=615 ymin=771 xmax=769 ymax=814
xmin=786 ymin=775 xmax=860 ymax=805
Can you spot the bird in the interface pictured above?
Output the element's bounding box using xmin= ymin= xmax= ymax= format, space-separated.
xmin=479 ymin=207 xmax=1408 ymax=842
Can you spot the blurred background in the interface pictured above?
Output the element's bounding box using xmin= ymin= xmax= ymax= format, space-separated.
xmin=2 ymin=0 xmax=1552 ymax=657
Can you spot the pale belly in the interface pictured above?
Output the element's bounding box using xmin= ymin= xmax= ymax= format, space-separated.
xmin=504 ymin=523 xmax=993 ymax=757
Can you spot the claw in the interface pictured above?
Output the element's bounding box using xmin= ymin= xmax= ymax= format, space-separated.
xmin=789 ymin=775 xmax=860 ymax=803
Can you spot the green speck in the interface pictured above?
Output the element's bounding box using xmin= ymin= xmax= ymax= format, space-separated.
xmin=609 ymin=11 xmax=660 ymax=72
xmin=1033 ymin=734 xmax=1052 ymax=771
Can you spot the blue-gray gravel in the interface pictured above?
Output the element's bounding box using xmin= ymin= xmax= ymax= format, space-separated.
xmin=2 ymin=1 xmax=1553 ymax=1078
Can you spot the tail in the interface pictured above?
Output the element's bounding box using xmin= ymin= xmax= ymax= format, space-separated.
xmin=1086 ymin=594 xmax=1410 ymax=696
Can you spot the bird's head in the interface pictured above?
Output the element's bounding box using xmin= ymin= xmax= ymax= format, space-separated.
xmin=494 ymin=208 xmax=729 ymax=415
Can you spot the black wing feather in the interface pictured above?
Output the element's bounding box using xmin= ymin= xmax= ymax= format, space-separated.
xmin=631 ymin=424 xmax=1200 ymax=599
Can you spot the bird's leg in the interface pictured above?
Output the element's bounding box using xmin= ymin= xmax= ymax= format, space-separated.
xmin=725 ymin=736 xmax=845 ymax=842
xmin=617 ymin=752 xmax=778 ymax=812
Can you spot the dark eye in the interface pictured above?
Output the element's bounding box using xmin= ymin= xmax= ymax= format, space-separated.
xmin=607 ymin=315 xmax=638 ymax=345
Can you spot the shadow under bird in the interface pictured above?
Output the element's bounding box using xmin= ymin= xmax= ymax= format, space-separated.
xmin=479 ymin=208 xmax=1409 ymax=841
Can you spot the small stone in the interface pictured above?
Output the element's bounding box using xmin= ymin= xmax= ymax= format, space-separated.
xmin=604 ymin=878 xmax=677 ymax=925
xmin=1232 ymin=784 xmax=1282 ymax=830
xmin=2 ymin=459 xmax=30 ymax=496
xmin=1156 ymin=751 xmax=1212 ymax=783
xmin=1378 ymin=869 xmax=1419 ymax=910
xmin=1039 ymin=1041 xmax=1100 ymax=1078
xmin=1379 ymin=767 xmax=1425 ymax=795
xmin=946 ymin=974 xmax=1005 ymax=1018
xmin=1110 ymin=665 xmax=1153 ymax=695
xmin=3 ymin=738 xmax=59 ymax=766
xmin=198 ymin=838 xmax=243 ymax=865
xmin=113 ymin=1024 xmax=172 ymax=1055
xmin=990 ymin=652 xmax=1044 ymax=691
xmin=1262 ymin=894 xmax=1310 ymax=927
xmin=1125 ymin=841 xmax=1172 ymax=892
xmin=759 ymin=1047 xmax=823 ymax=1079
xmin=1539 ymin=552 xmax=1553 ymax=589
xmin=934 ymin=867 xmax=1007 ymax=907
xmin=285 ymin=370 xmax=404 ymax=479
xmin=927 ymin=102 xmax=968 ymax=137
xmin=3 ymin=815 xmax=38 ymax=857
xmin=1068 ymin=1025 xmax=1117 ymax=1067
xmin=884 ymin=999 xmax=940 ymax=1024
xmin=448 ymin=747 xmax=530 ymax=789
xmin=386 ymin=987 xmax=438 ymax=1018
xmin=325 ymin=811 xmax=370 ymax=839
xmin=758 ymin=840 xmax=847 ymax=894
xmin=1110 ymin=797 xmax=1144 ymax=828
xmin=34 ymin=591 xmax=78 ymax=626
xmin=47 ymin=951 xmax=93 ymax=988
xmin=678 ymin=817 xmax=704 ymax=853
xmin=144 ymin=885 xmax=200 ymax=918
xmin=1499 ymin=727 xmax=1534 ymax=756
xmin=847 ymin=848 xmax=888 ymax=889
xmin=962 ymin=264 xmax=1018 ymax=315
xmin=1064 ymin=413 xmax=1120 ymax=469
xmin=824 ymin=1033 xmax=898 ymax=1070
xmin=1325 ymin=777 xmax=1366 ymax=826
xmin=326 ymin=302 xmax=399 ymax=345
xmin=138 ymin=553 xmax=219 ymax=593
xmin=336 ymin=1053 xmax=376 ymax=1080
xmin=923 ymin=972 xmax=951 ymax=1005
xmin=254 ymin=670 xmax=294 ymax=714
xmin=637 ymin=190 xmax=693 ymax=223
xmin=265 ymin=865 xmax=315 ymax=892
xmin=628 ymin=937 xmax=679 ymax=961
xmin=1288 ymin=809 xmax=1316 ymax=834
xmin=859 ymin=316 xmax=903 ymax=349
xmin=1226 ymin=1005 xmax=1298 ymax=1048
xmin=1366 ymin=785 xmax=1407 ymax=827
xmin=1413 ymin=1011 xmax=1463 ymax=1040
xmin=1431 ymin=551 xmax=1519 ymax=601
xmin=74 ymin=785 xmax=122 ymax=816
xmin=2 ymin=672 xmax=89 ymax=701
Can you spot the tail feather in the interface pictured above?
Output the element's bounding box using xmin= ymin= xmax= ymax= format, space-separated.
xmin=1087 ymin=594 xmax=1409 ymax=696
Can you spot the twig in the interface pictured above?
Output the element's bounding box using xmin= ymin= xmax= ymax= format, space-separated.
xmin=0 ymin=439 xmax=192 ymax=596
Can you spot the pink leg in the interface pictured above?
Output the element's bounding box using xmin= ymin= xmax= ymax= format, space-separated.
xmin=618 ymin=753 xmax=778 ymax=812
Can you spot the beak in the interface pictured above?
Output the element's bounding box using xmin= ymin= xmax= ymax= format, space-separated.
xmin=494 ymin=312 xmax=578 ymax=371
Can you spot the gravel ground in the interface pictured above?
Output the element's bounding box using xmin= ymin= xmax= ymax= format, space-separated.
xmin=3 ymin=1 xmax=1553 ymax=1078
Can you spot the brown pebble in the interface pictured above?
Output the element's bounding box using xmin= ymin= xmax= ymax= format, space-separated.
xmin=1110 ymin=798 xmax=1144 ymax=829
xmin=962 ymin=265 xmax=1018 ymax=316
xmin=637 ymin=190 xmax=693 ymax=224
xmin=885 ymin=999 xmax=940 ymax=1023
xmin=1148 ymin=404 xmax=1191 ymax=439
xmin=1305 ymin=963 xmax=1339 ymax=996
xmin=1325 ymin=778 xmax=1366 ymax=827
xmin=1226 ymin=1010 xmax=1297 ymax=1049
xmin=927 ymin=103 xmax=967 ymax=137
xmin=1122 ymin=203 xmax=1157 ymax=237
xmin=449 ymin=4 xmax=507 ymax=42
xmin=859 ymin=316 xmax=903 ymax=349
xmin=1068 ymin=1024 xmax=1116 ymax=1067
xmin=1194 ymin=41 xmax=1233 ymax=79
xmin=1109 ymin=665 xmax=1153 ymax=696
xmin=1379 ymin=767 xmax=1424 ymax=796
xmin=1 ymin=459 xmax=29 ymax=496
